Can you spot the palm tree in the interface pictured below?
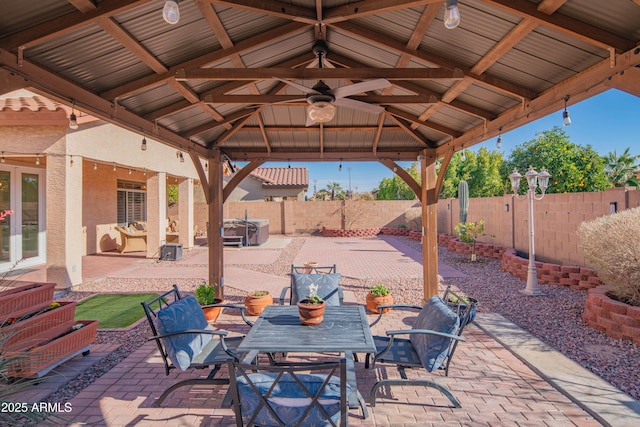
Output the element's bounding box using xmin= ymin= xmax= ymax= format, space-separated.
xmin=326 ymin=181 xmax=343 ymax=200
xmin=604 ymin=148 xmax=640 ymax=188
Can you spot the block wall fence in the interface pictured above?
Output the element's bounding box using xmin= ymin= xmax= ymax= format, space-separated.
xmin=190 ymin=187 xmax=640 ymax=269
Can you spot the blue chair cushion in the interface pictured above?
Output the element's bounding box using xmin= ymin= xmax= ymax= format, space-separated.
xmin=157 ymin=295 xmax=213 ymax=371
xmin=237 ymin=372 xmax=350 ymax=427
xmin=410 ymin=295 xmax=460 ymax=372
xmin=291 ymin=273 xmax=341 ymax=306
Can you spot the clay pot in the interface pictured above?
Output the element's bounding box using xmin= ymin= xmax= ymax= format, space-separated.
xmin=303 ymin=261 xmax=319 ymax=273
xmin=244 ymin=291 xmax=272 ymax=316
xmin=201 ymin=299 xmax=224 ymax=322
xmin=297 ymin=300 xmax=326 ymax=325
xmin=366 ymin=293 xmax=393 ymax=314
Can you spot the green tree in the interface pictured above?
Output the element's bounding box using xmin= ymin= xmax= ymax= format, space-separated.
xmin=167 ymin=184 xmax=178 ymax=206
xmin=376 ymin=162 xmax=420 ymax=200
xmin=326 ymin=181 xmax=344 ymax=200
xmin=603 ymin=147 xmax=640 ymax=188
xmin=504 ymin=127 xmax=609 ymax=194
xmin=438 ymin=149 xmax=505 ymax=198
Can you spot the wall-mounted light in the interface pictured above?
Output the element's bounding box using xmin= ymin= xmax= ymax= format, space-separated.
xmin=176 ymin=151 xmax=184 ymax=162
xmin=69 ymin=100 xmax=79 ymax=130
xmin=141 ymin=136 xmax=147 ymax=151
xmin=163 ymin=0 xmax=180 ymax=25
xmin=562 ymin=95 xmax=571 ymax=126
xmin=444 ymin=0 xmax=461 ymax=29
xmin=496 ymin=127 xmax=503 ymax=149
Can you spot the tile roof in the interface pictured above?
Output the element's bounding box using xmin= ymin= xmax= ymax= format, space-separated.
xmin=250 ymin=167 xmax=308 ymax=188
xmin=0 ymin=92 xmax=64 ymax=112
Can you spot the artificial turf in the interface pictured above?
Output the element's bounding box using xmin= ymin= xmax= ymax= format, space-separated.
xmin=73 ymin=293 xmax=159 ymax=329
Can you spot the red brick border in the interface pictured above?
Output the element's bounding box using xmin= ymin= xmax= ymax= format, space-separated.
xmin=321 ymin=226 xmax=414 ymax=238
xmin=583 ymin=286 xmax=640 ymax=344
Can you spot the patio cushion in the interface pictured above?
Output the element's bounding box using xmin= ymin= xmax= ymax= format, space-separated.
xmin=236 ymin=372 xmax=350 ymax=426
xmin=410 ymin=295 xmax=460 ymax=372
xmin=291 ymin=273 xmax=341 ymax=306
xmin=157 ymin=295 xmax=213 ymax=371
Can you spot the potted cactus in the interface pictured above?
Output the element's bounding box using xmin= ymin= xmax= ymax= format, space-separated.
xmin=244 ymin=290 xmax=272 ymax=316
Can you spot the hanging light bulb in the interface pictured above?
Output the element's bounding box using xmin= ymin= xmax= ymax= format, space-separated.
xmin=113 ymin=163 xmax=117 ymax=172
xmin=496 ymin=127 xmax=503 ymax=149
xmin=128 ymin=168 xmax=132 ymax=175
xmin=288 ymin=159 xmax=291 ymax=169
xmin=141 ymin=136 xmax=147 ymax=151
xmin=461 ymin=150 xmax=466 ymax=161
xmin=36 ymin=155 xmax=40 ymax=166
xmin=338 ymin=159 xmax=342 ymax=172
xmin=1 ymin=152 xmax=4 ymax=163
xmin=93 ymin=161 xmax=97 ymax=170
xmin=205 ymin=162 xmax=208 ymax=172
xmin=562 ymin=95 xmax=571 ymax=126
xmin=69 ymin=100 xmax=79 ymax=130
xmin=143 ymin=167 xmax=147 ymax=176
xmin=70 ymin=156 xmax=74 ymax=167
xmin=163 ymin=0 xmax=180 ymax=25
xmin=444 ymin=0 xmax=461 ymax=29
xmin=179 ymin=152 xmax=184 ymax=163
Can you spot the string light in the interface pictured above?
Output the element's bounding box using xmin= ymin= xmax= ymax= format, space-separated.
xmin=36 ymin=155 xmax=40 ymax=166
xmin=461 ymin=150 xmax=466 ymax=161
xmin=143 ymin=168 xmax=147 ymax=176
xmin=69 ymin=156 xmax=74 ymax=167
xmin=1 ymin=152 xmax=5 ymax=163
xmin=113 ymin=163 xmax=117 ymax=172
xmin=69 ymin=100 xmax=79 ymax=129
xmin=128 ymin=168 xmax=132 ymax=175
xmin=338 ymin=159 xmax=342 ymax=172
xmin=562 ymin=95 xmax=571 ymax=126
xmin=93 ymin=161 xmax=97 ymax=170
xmin=496 ymin=127 xmax=503 ymax=149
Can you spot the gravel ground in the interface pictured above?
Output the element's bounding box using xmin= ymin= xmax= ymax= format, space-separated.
xmin=47 ymin=236 xmax=639 ymax=404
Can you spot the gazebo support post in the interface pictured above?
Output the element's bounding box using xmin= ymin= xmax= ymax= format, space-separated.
xmin=208 ymin=149 xmax=225 ymax=300
xmin=422 ymin=156 xmax=439 ymax=301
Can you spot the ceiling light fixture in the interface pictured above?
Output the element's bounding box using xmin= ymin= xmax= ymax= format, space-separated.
xmin=163 ymin=0 xmax=180 ymax=25
xmin=141 ymin=135 xmax=147 ymax=151
xmin=496 ymin=127 xmax=503 ymax=149
xmin=307 ymin=101 xmax=336 ymax=123
xmin=69 ymin=100 xmax=79 ymax=130
xmin=444 ymin=0 xmax=461 ymax=29
xmin=562 ymin=95 xmax=571 ymax=126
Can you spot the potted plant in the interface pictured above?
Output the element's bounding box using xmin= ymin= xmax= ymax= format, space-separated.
xmin=303 ymin=261 xmax=319 ymax=273
xmin=297 ymin=284 xmax=326 ymax=325
xmin=366 ymin=283 xmax=393 ymax=314
xmin=194 ymin=283 xmax=224 ymax=322
xmin=244 ymin=290 xmax=272 ymax=316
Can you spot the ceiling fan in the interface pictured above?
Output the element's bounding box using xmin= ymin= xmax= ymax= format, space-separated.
xmin=276 ymin=41 xmax=391 ymax=126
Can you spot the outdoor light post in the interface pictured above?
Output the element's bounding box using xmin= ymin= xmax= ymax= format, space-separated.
xmin=509 ymin=166 xmax=552 ymax=296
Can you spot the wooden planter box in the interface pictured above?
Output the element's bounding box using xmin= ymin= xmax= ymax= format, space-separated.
xmin=5 ymin=320 xmax=99 ymax=378
xmin=2 ymin=301 xmax=77 ymax=350
xmin=0 ymin=282 xmax=56 ymax=324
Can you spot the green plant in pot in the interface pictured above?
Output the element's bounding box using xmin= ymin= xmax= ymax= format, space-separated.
xmin=297 ymin=284 xmax=326 ymax=325
xmin=195 ymin=283 xmax=223 ymax=322
xmin=366 ymin=283 xmax=393 ymax=314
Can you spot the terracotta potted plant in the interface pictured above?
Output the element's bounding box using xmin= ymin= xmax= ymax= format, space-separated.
xmin=303 ymin=261 xmax=319 ymax=273
xmin=297 ymin=284 xmax=326 ymax=325
xmin=195 ymin=283 xmax=223 ymax=322
xmin=366 ymin=283 xmax=393 ymax=314
xmin=244 ymin=290 xmax=272 ymax=316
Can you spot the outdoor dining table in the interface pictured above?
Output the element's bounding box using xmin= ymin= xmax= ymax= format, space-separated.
xmin=236 ymin=304 xmax=376 ymax=418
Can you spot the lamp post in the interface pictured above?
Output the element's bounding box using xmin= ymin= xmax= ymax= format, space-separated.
xmin=509 ymin=166 xmax=552 ymax=296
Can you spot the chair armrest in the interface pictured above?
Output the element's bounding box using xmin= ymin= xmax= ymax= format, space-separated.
xmin=385 ymin=329 xmax=465 ymax=342
xmin=200 ymin=303 xmax=253 ymax=326
xmin=148 ymin=329 xmax=240 ymax=361
xmin=369 ymin=304 xmax=423 ymax=327
xmin=279 ymin=287 xmax=290 ymax=305
xmin=338 ymin=287 xmax=344 ymax=304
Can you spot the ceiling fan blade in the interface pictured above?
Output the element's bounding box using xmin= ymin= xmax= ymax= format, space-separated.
xmin=274 ymin=77 xmax=319 ymax=95
xmin=334 ymin=97 xmax=385 ymax=114
xmin=331 ymin=78 xmax=391 ymax=99
xmin=245 ymin=98 xmax=307 ymax=109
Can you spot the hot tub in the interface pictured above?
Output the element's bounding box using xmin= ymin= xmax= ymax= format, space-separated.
xmin=223 ymin=218 xmax=269 ymax=246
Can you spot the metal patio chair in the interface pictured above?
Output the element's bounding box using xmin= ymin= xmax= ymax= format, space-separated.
xmin=141 ymin=284 xmax=252 ymax=406
xmin=365 ymin=290 xmax=478 ymax=408
xmin=228 ymin=358 xmax=349 ymax=427
xmin=279 ymin=264 xmax=343 ymax=305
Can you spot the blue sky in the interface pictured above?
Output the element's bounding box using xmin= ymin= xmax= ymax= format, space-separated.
xmin=254 ymin=89 xmax=640 ymax=194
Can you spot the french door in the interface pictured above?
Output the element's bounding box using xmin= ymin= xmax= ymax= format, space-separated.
xmin=0 ymin=165 xmax=46 ymax=273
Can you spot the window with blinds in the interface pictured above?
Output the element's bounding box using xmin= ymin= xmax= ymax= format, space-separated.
xmin=117 ymin=180 xmax=147 ymax=225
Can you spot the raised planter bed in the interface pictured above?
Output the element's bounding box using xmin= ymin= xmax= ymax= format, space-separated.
xmin=2 ymin=301 xmax=77 ymax=350
xmin=0 ymin=282 xmax=56 ymax=324
xmin=583 ymin=286 xmax=640 ymax=345
xmin=5 ymin=320 xmax=99 ymax=378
